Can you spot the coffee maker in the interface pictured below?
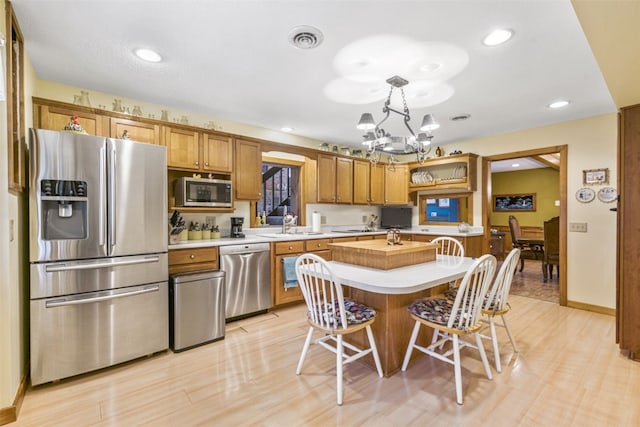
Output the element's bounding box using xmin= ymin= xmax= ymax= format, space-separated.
xmin=230 ymin=217 xmax=245 ymax=238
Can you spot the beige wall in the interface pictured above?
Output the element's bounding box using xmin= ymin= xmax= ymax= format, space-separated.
xmin=491 ymin=168 xmax=561 ymax=227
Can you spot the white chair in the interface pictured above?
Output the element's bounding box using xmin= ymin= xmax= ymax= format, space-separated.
xmin=430 ymin=236 xmax=465 ymax=257
xmin=480 ymin=248 xmax=521 ymax=373
xmin=402 ymin=254 xmax=497 ymax=405
xmin=295 ymin=253 xmax=383 ymax=406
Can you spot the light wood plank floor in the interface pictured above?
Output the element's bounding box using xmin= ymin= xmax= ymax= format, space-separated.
xmin=14 ymin=295 xmax=639 ymax=427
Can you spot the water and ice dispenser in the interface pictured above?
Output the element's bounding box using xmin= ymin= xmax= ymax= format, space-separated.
xmin=40 ymin=179 xmax=88 ymax=240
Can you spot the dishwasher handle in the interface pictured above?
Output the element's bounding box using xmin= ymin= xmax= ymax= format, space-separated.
xmin=219 ymin=243 xmax=270 ymax=256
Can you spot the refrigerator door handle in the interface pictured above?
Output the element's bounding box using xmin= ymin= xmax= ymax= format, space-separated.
xmin=109 ymin=143 xmax=117 ymax=253
xmin=45 ymin=285 xmax=160 ymax=308
xmin=45 ymin=255 xmax=161 ymax=272
xmin=99 ymin=146 xmax=107 ymax=248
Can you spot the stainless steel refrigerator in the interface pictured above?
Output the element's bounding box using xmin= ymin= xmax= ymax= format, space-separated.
xmin=29 ymin=129 xmax=168 ymax=385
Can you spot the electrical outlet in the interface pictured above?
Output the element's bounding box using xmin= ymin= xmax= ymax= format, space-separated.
xmin=569 ymin=222 xmax=587 ymax=232
xmin=321 ymin=216 xmax=327 ymax=224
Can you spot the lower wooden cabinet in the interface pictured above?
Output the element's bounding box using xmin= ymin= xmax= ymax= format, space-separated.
xmin=271 ymin=239 xmax=332 ymax=306
xmin=168 ymin=247 xmax=219 ymax=275
xmin=408 ymin=233 xmax=483 ymax=258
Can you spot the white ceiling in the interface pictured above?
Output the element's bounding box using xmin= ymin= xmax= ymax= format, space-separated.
xmin=13 ymin=0 xmax=616 ymax=150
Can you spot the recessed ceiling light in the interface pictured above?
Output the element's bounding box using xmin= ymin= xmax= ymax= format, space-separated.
xmin=512 ymin=163 xmax=520 ymax=168
xmin=281 ymin=126 xmax=294 ymax=133
xmin=548 ymin=100 xmax=570 ymax=109
xmin=134 ymin=48 xmax=162 ymax=62
xmin=482 ymin=29 xmax=514 ymax=46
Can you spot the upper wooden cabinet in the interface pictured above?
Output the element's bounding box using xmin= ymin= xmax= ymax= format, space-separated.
xmin=165 ymin=127 xmax=200 ymax=169
xmin=317 ymin=154 xmax=337 ymax=203
xmin=234 ymin=138 xmax=262 ymax=200
xmin=202 ymin=133 xmax=233 ymax=173
xmin=336 ymin=157 xmax=353 ymax=204
xmin=110 ymin=117 xmax=161 ymax=145
xmin=353 ymin=160 xmax=384 ymax=205
xmin=407 ymin=153 xmax=478 ymax=193
xmin=384 ymin=164 xmax=409 ymax=205
xmin=35 ymin=104 xmax=107 ymax=136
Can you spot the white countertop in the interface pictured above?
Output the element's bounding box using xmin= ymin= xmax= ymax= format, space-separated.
xmin=168 ymin=226 xmax=484 ymax=250
xmin=318 ymin=255 xmax=475 ymax=295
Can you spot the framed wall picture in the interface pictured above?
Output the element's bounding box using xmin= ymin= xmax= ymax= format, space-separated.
xmin=493 ymin=193 xmax=536 ymax=212
xmin=583 ymin=168 xmax=609 ymax=185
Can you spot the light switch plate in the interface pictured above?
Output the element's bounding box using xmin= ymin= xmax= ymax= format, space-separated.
xmin=9 ymin=219 xmax=14 ymax=242
xmin=569 ymin=222 xmax=587 ymax=232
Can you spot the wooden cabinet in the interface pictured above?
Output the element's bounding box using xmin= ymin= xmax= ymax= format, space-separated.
xmin=317 ymin=154 xmax=337 ymax=203
xmin=490 ymin=231 xmax=506 ymax=259
xmin=110 ymin=117 xmax=160 ymax=145
xmin=271 ymin=239 xmax=331 ymax=306
xmin=407 ymin=153 xmax=478 ymax=193
xmin=35 ymin=104 xmax=107 ymax=136
xmin=165 ymin=127 xmax=200 ymax=169
xmin=168 ymin=247 xmax=219 ymax=275
xmin=202 ymin=133 xmax=233 ymax=173
xmin=384 ymin=164 xmax=409 ymax=205
xmin=234 ymin=138 xmax=262 ymax=200
xmin=618 ymin=104 xmax=640 ymax=360
xmin=354 ymin=160 xmax=384 ymax=205
xmin=336 ymin=157 xmax=353 ymax=203
xmin=409 ymin=233 xmax=483 ymax=258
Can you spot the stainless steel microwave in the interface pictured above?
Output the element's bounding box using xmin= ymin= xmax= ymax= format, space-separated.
xmin=174 ymin=177 xmax=232 ymax=208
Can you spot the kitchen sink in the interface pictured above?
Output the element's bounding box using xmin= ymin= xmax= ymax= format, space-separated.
xmin=256 ymin=232 xmax=324 ymax=238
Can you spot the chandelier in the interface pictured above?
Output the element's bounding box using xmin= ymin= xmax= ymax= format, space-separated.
xmin=357 ymin=75 xmax=439 ymax=162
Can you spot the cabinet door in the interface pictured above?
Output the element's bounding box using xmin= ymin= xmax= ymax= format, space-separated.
xmin=202 ymin=133 xmax=233 ymax=173
xmin=165 ymin=127 xmax=200 ymax=169
xmin=384 ymin=164 xmax=409 ymax=205
xmin=317 ymin=154 xmax=337 ymax=203
xmin=234 ymin=138 xmax=262 ymax=200
xmin=37 ymin=105 xmax=106 ymax=136
xmin=274 ymin=253 xmax=304 ymax=306
xmin=336 ymin=157 xmax=353 ymax=204
xmin=110 ymin=117 xmax=160 ymax=145
xmin=370 ymin=163 xmax=385 ymax=205
xmin=353 ymin=159 xmax=370 ymax=204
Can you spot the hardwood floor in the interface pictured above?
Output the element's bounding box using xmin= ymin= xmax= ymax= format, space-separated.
xmin=14 ymin=295 xmax=638 ymax=426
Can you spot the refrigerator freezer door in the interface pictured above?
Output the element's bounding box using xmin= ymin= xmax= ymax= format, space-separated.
xmin=30 ymin=282 xmax=168 ymax=386
xmin=108 ymin=138 xmax=167 ymax=257
xmin=29 ymin=129 xmax=108 ymax=262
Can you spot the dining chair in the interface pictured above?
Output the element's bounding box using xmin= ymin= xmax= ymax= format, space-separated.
xmin=508 ymin=215 xmax=537 ymax=272
xmin=402 ymin=254 xmax=497 ymax=405
xmin=430 ymin=236 xmax=465 ymax=257
xmin=295 ymin=253 xmax=383 ymax=406
xmin=480 ymin=248 xmax=521 ymax=373
xmin=543 ymin=216 xmax=560 ymax=283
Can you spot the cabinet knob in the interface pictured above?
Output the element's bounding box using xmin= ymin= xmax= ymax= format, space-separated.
xmin=316 ymin=243 xmax=321 ymax=247
xmin=288 ymin=246 xmax=293 ymax=250
xmin=190 ymin=254 xmax=196 ymax=259
xmin=205 ymin=162 xmax=209 ymax=166
xmin=195 ymin=161 xmax=199 ymax=166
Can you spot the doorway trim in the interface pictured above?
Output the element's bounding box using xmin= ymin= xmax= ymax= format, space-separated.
xmin=482 ymin=145 xmax=568 ymax=306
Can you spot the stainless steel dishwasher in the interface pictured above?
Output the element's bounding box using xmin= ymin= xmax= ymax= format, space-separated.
xmin=219 ymin=242 xmax=271 ymax=320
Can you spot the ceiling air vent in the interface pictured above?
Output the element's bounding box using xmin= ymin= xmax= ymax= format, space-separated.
xmin=450 ymin=114 xmax=471 ymax=122
xmin=289 ymin=25 xmax=324 ymax=50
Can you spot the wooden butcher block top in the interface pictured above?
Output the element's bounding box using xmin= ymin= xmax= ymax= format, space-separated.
xmin=328 ymin=240 xmax=438 ymax=270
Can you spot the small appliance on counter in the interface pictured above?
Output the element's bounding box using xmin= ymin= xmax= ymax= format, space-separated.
xmin=230 ymin=217 xmax=245 ymax=238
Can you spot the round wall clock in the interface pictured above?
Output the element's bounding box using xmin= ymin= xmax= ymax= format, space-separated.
xmin=576 ymin=187 xmax=595 ymax=203
xmin=597 ymin=187 xmax=617 ymax=203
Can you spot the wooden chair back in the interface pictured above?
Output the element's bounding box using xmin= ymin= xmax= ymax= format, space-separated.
xmin=448 ymin=254 xmax=497 ymax=331
xmin=543 ymin=216 xmax=560 ymax=264
xmin=508 ymin=215 xmax=523 ymax=243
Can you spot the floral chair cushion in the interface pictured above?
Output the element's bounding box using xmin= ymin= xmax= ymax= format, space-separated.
xmin=444 ymin=288 xmax=505 ymax=312
xmin=408 ymin=298 xmax=456 ymax=325
xmin=309 ymin=299 xmax=376 ymax=327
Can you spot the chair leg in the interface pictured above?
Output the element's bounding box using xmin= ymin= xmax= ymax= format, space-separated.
xmin=452 ymin=334 xmax=463 ymax=405
xmin=402 ymin=321 xmax=421 ymax=371
xmin=542 ymin=261 xmax=548 ymax=283
xmin=365 ymin=325 xmax=383 ymax=377
xmin=519 ymin=258 xmax=524 ymax=272
xmin=296 ymin=327 xmax=314 ymax=375
xmin=489 ymin=316 xmax=501 ymax=373
xmin=475 ymin=333 xmax=493 ymax=381
xmin=502 ymin=314 xmax=518 ymax=352
xmin=336 ymin=334 xmax=344 ymax=406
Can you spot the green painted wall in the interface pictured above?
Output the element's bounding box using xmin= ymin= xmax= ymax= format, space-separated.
xmin=491 ymin=168 xmax=560 ymax=227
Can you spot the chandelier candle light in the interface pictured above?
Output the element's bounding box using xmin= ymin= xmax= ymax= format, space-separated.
xmin=357 ymin=75 xmax=440 ymax=162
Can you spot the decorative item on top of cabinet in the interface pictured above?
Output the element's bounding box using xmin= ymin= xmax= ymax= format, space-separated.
xmin=407 ymin=152 xmax=478 ymax=193
xmin=35 ymin=103 xmax=107 ymax=136
xmin=234 ymin=138 xmax=262 ymax=200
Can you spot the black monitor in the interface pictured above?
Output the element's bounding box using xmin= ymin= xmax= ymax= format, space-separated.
xmin=380 ymin=206 xmax=412 ymax=229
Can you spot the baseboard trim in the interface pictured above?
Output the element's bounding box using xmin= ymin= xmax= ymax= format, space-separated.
xmin=567 ymin=300 xmax=615 ymax=316
xmin=0 ymin=370 xmax=28 ymax=426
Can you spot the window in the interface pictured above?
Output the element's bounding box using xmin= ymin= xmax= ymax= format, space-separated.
xmin=418 ymin=193 xmax=473 ymax=225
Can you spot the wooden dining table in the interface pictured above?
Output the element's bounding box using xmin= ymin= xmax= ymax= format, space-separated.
xmin=325 ymin=255 xmax=476 ymax=377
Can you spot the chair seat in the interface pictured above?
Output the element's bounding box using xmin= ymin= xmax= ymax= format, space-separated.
xmin=309 ymin=299 xmax=376 ymax=328
xmin=408 ymin=298 xmax=458 ymax=326
xmin=444 ymin=288 xmax=506 ymax=312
